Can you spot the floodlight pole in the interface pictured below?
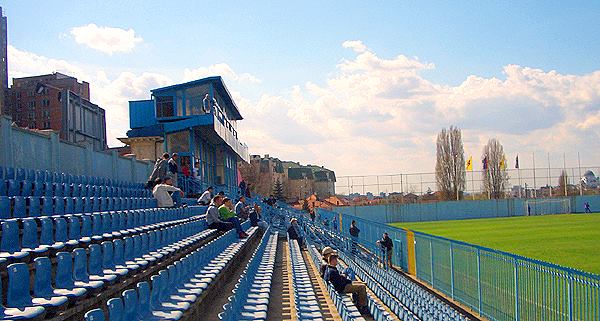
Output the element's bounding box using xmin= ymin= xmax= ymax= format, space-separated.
xmin=577 ymin=152 xmax=583 ymax=196
xmin=532 ymin=152 xmax=537 ymax=198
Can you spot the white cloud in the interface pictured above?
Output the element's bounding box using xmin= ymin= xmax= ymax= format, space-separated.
xmin=70 ymin=24 xmax=143 ymax=55
xmin=8 ymin=42 xmax=600 ymax=178
xmin=183 ymin=63 xmax=261 ymax=84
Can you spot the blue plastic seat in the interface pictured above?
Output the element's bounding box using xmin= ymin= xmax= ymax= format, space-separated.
xmin=53 ymin=183 xmax=63 ymax=197
xmin=54 ymin=196 xmax=65 ymax=215
xmin=54 ymin=252 xmax=88 ymax=299
xmin=21 ymin=219 xmax=49 ymax=257
xmin=43 ymin=182 xmax=53 ymax=197
xmin=10 ymin=261 xmax=67 ymax=314
xmin=54 ymin=218 xmax=78 ymax=248
xmin=149 ymin=275 xmax=185 ymax=319
xmin=21 ymin=180 xmax=33 ymax=197
xmin=39 ymin=218 xmax=65 ymax=252
xmin=33 ymin=257 xmax=71 ymax=303
xmin=65 ymin=197 xmax=74 ymax=214
xmin=73 ymin=248 xmax=105 ymax=292
xmin=15 ymin=168 xmax=26 ymax=181
xmin=122 ymin=289 xmax=138 ymax=320
xmin=88 ymin=244 xmax=118 ymax=284
xmin=85 ymin=309 xmax=105 ymax=321
xmin=83 ymin=197 xmax=93 ymax=213
xmin=113 ymin=239 xmax=140 ymax=272
xmin=28 ymin=196 xmax=41 ymax=217
xmin=0 ymin=180 xmax=7 ymax=196
xmin=32 ymin=181 xmax=44 ymax=197
xmin=68 ymin=216 xmax=91 ymax=245
xmin=0 ymin=220 xmax=30 ymax=263
xmin=7 ymin=180 xmax=20 ymax=197
xmin=13 ymin=196 xmax=27 ymax=218
xmin=107 ymin=297 xmax=124 ymax=321
xmin=41 ymin=196 xmax=53 ymax=216
xmin=101 ymin=241 xmax=128 ymax=277
xmin=1 ymin=265 xmax=46 ymax=320
xmin=74 ymin=197 xmax=84 ymax=214
xmin=0 ymin=196 xmax=10 ymax=219
xmin=34 ymin=170 xmax=44 ymax=183
xmin=6 ymin=167 xmax=15 ymax=180
xmin=26 ymin=169 xmax=36 ymax=181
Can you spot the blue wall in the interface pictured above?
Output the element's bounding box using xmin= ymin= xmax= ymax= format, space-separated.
xmin=332 ymin=195 xmax=600 ymax=223
xmin=0 ymin=116 xmax=153 ymax=183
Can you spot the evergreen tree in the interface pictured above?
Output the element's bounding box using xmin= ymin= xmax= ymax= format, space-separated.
xmin=273 ymin=179 xmax=285 ymax=200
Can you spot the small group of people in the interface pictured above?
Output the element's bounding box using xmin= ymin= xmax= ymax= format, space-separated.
xmin=201 ymin=186 xmax=267 ymax=238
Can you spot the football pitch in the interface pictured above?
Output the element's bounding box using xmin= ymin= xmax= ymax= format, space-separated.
xmin=391 ymin=213 xmax=600 ymax=274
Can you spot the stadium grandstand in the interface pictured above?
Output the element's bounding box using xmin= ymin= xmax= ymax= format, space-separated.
xmin=0 ymin=75 xmax=486 ymax=321
xmin=1 ymin=76 xmax=597 ymax=321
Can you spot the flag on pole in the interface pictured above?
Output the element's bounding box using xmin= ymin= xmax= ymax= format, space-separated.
xmin=466 ymin=156 xmax=473 ymax=171
xmin=515 ymin=155 xmax=519 ymax=169
xmin=482 ymin=156 xmax=488 ymax=170
xmin=500 ymin=157 xmax=506 ymax=170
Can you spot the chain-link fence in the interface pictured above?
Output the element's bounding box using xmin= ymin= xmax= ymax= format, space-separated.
xmin=336 ymin=165 xmax=600 ymax=200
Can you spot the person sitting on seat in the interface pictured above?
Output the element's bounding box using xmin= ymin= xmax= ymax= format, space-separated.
xmin=235 ymin=196 xmax=250 ymax=219
xmin=197 ymin=186 xmax=214 ymax=205
xmin=206 ymin=195 xmax=234 ymax=231
xmin=319 ymin=246 xmax=336 ymax=278
xmin=249 ymin=204 xmax=268 ymax=229
xmin=219 ymin=198 xmax=248 ymax=238
xmin=287 ymin=218 xmax=304 ymax=248
xmin=152 ymin=177 xmax=184 ymax=208
xmin=324 ymin=254 xmax=370 ymax=316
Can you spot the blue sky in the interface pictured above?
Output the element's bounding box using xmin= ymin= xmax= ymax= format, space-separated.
xmin=4 ymin=1 xmax=600 ymax=176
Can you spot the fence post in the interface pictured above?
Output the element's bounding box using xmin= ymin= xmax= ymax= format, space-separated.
xmin=568 ymin=271 xmax=574 ymax=321
xmin=450 ymin=242 xmax=455 ymax=300
xmin=477 ymin=248 xmax=482 ymax=315
xmin=514 ymin=258 xmax=520 ymax=321
xmin=430 ymin=237 xmax=435 ymax=286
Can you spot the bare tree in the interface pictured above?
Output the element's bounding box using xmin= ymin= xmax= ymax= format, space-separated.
xmin=482 ymin=138 xmax=509 ymax=199
xmin=435 ymin=126 xmax=466 ymax=200
xmin=558 ymin=170 xmax=568 ymax=196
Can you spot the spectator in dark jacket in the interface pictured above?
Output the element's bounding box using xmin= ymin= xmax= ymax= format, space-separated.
xmin=324 ymin=254 xmax=369 ymax=315
xmin=147 ymin=153 xmax=170 ymax=189
xmin=287 ymin=218 xmax=304 ymax=247
xmin=349 ymin=220 xmax=360 ymax=255
xmin=376 ymin=232 xmax=393 ymax=268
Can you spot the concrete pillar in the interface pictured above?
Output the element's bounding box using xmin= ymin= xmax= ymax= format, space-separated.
xmin=49 ymin=131 xmax=60 ymax=173
xmin=0 ymin=116 xmax=14 ymax=168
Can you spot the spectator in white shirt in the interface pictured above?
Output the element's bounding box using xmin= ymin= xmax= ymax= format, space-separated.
xmin=152 ymin=177 xmax=184 ymax=208
xmin=197 ymin=186 xmax=214 ymax=205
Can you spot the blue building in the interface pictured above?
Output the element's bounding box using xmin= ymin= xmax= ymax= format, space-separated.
xmin=120 ymin=76 xmax=249 ymax=195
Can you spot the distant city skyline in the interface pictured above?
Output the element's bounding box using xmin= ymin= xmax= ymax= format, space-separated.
xmin=3 ymin=1 xmax=600 ymax=176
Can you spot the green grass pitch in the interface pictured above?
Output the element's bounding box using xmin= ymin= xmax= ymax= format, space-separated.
xmin=391 ymin=213 xmax=600 ymax=274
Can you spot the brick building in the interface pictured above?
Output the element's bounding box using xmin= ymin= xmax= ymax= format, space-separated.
xmin=7 ymin=72 xmax=107 ymax=150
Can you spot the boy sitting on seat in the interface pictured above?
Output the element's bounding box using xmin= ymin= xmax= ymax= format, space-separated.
xmin=324 ymin=253 xmax=370 ymax=316
xmin=219 ymin=197 xmax=248 ymax=238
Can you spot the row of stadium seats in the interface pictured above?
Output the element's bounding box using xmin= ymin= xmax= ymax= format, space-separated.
xmin=304 ymin=217 xmax=472 ymax=321
xmin=84 ymin=223 xmax=257 ymax=321
xmin=0 ymin=196 xmax=156 ymax=219
xmin=1 ymin=207 xmax=199 ymax=267
xmin=0 ymin=217 xmax=212 ymax=320
xmin=219 ymin=230 xmax=278 ymax=320
xmin=0 ymin=179 xmax=150 ymax=198
xmin=289 ymin=238 xmax=323 ymax=320
xmin=0 ymin=166 xmax=145 ymax=190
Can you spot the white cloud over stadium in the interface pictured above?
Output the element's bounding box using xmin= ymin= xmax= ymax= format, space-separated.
xmin=8 ymin=41 xmax=600 ymax=175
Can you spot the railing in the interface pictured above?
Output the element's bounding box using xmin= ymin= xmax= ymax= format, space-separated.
xmin=317 ymin=208 xmax=600 ymax=321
